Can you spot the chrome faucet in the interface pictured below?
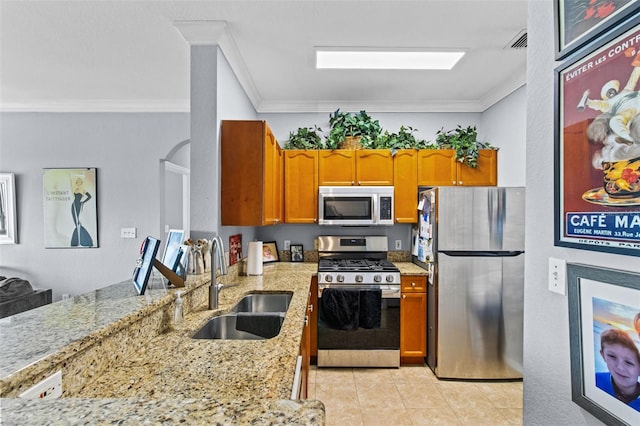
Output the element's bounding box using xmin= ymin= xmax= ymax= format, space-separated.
xmin=209 ymin=235 xmax=228 ymax=309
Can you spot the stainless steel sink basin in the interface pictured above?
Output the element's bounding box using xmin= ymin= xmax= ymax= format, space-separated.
xmin=192 ymin=313 xmax=285 ymax=340
xmin=231 ymin=292 xmax=293 ymax=313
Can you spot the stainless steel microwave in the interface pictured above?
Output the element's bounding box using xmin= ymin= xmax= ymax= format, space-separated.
xmin=318 ymin=186 xmax=394 ymax=226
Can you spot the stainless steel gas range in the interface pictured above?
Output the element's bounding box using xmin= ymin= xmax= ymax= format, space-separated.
xmin=316 ymin=235 xmax=400 ymax=368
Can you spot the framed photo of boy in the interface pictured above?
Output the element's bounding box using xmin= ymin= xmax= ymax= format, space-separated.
xmin=568 ymin=263 xmax=640 ymax=425
xmin=262 ymin=241 xmax=279 ymax=263
xmin=290 ymin=244 xmax=304 ymax=262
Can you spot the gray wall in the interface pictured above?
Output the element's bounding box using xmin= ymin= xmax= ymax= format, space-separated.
xmin=523 ymin=1 xmax=640 ymax=424
xmin=0 ymin=113 xmax=189 ymax=298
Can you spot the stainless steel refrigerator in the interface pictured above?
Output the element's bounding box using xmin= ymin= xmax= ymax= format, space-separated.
xmin=412 ymin=186 xmax=525 ymax=379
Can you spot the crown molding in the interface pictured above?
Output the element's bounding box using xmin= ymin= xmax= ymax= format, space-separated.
xmin=0 ymin=100 xmax=190 ymax=113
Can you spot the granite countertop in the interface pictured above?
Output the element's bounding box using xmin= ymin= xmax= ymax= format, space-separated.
xmin=78 ymin=262 xmax=318 ymax=401
xmin=0 ymin=260 xmax=425 ymax=424
xmin=1 ymin=262 xmax=325 ymax=424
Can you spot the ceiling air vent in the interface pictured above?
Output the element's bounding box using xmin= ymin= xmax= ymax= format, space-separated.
xmin=505 ymin=29 xmax=527 ymax=50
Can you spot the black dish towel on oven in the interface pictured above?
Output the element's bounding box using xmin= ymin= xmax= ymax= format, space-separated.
xmin=319 ymin=288 xmax=360 ymax=330
xmin=359 ymin=288 xmax=382 ymax=329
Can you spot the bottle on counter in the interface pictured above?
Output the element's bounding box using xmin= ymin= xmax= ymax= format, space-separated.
xmin=174 ymin=291 xmax=184 ymax=324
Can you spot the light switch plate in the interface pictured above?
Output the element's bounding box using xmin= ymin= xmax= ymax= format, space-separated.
xmin=284 ymin=240 xmax=291 ymax=250
xmin=121 ymin=227 xmax=137 ymax=239
xmin=548 ymin=257 xmax=567 ymax=295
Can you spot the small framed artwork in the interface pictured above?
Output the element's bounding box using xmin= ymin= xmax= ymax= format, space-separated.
xmin=0 ymin=173 xmax=17 ymax=244
xmin=555 ymin=1 xmax=640 ymax=59
xmin=43 ymin=168 xmax=98 ymax=248
xmin=262 ymin=241 xmax=279 ymax=263
xmin=554 ymin=14 xmax=640 ymax=257
xmin=567 ymin=263 xmax=640 ymax=425
xmin=229 ymin=233 xmax=242 ymax=266
xmin=290 ymin=244 xmax=304 ymax=262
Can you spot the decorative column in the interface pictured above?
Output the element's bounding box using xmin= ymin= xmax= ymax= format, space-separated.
xmin=173 ymin=21 xmax=227 ymax=239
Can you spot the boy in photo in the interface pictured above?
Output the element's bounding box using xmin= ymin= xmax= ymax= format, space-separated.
xmin=596 ymin=328 xmax=640 ymax=411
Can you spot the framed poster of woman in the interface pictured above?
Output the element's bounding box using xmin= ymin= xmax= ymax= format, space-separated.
xmin=43 ymin=168 xmax=98 ymax=248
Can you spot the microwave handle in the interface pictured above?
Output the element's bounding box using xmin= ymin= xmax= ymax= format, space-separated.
xmin=372 ymin=194 xmax=378 ymax=224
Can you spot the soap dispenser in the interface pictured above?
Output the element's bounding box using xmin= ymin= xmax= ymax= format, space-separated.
xmin=174 ymin=291 xmax=184 ymax=324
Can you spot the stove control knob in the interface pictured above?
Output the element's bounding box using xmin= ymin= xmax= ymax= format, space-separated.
xmin=325 ymin=275 xmax=333 ymax=283
xmin=336 ymin=275 xmax=344 ymax=283
xmin=355 ymin=275 xmax=363 ymax=283
xmin=374 ymin=275 xmax=382 ymax=283
xmin=386 ymin=275 xmax=395 ymax=283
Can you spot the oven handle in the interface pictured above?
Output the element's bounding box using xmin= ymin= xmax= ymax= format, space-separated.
xmin=318 ymin=286 xmax=400 ymax=299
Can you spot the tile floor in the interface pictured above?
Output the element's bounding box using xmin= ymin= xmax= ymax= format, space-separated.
xmin=308 ymin=363 xmax=523 ymax=426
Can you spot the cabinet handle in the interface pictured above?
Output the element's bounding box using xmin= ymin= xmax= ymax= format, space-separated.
xmin=459 ymin=181 xmax=463 ymax=185
xmin=402 ymin=295 xmax=406 ymax=299
xmin=308 ymin=304 xmax=313 ymax=312
xmin=358 ymin=181 xmax=361 ymax=185
xmin=304 ymin=315 xmax=309 ymax=326
xmin=452 ymin=181 xmax=456 ymax=185
xmin=411 ymin=282 xmax=416 ymax=287
xmin=351 ymin=181 xmax=355 ymax=185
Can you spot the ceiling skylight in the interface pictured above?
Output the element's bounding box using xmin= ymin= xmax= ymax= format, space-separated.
xmin=316 ymin=50 xmax=465 ymax=70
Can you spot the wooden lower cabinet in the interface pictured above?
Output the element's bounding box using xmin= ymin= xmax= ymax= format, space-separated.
xmin=299 ymin=276 xmax=318 ymax=398
xmin=299 ymin=289 xmax=311 ymax=399
xmin=310 ymin=275 xmax=318 ymax=363
xmin=400 ymin=275 xmax=427 ymax=362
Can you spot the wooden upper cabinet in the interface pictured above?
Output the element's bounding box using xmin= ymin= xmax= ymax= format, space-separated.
xmin=393 ymin=149 xmax=418 ymax=223
xmin=356 ymin=150 xmax=394 ymax=185
xmin=458 ymin=149 xmax=497 ymax=186
xmin=417 ymin=150 xmax=457 ymax=186
xmin=318 ymin=150 xmax=356 ymax=185
xmin=284 ymin=150 xmax=318 ymax=224
xmin=318 ymin=149 xmax=393 ymax=186
xmin=221 ymin=120 xmax=283 ymax=226
xmin=417 ymin=149 xmax=497 ymax=186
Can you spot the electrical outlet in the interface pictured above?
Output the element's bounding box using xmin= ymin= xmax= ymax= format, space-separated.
xmin=284 ymin=240 xmax=291 ymax=250
xmin=120 ymin=227 xmax=137 ymax=239
xmin=19 ymin=370 xmax=62 ymax=399
xmin=395 ymin=239 xmax=402 ymax=250
xmin=548 ymin=257 xmax=567 ymax=295
xmin=314 ymin=238 xmax=319 ymax=250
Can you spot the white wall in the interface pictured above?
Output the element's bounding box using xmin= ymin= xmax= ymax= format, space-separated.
xmin=0 ymin=113 xmax=189 ymax=299
xmin=482 ymin=85 xmax=527 ymax=187
xmin=524 ymin=1 xmax=640 ymax=424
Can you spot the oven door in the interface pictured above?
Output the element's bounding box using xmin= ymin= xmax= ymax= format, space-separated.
xmin=317 ymin=285 xmax=400 ymax=367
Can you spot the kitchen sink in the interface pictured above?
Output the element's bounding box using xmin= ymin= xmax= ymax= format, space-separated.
xmin=231 ymin=292 xmax=293 ymax=313
xmin=192 ymin=313 xmax=285 ymax=340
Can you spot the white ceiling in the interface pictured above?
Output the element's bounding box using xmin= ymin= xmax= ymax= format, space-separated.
xmin=0 ymin=0 xmax=528 ymax=113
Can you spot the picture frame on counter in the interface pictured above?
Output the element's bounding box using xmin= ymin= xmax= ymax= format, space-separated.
xmin=554 ymin=13 xmax=640 ymax=257
xmin=262 ymin=241 xmax=279 ymax=263
xmin=555 ymin=0 xmax=640 ymax=59
xmin=0 ymin=173 xmax=17 ymax=244
xmin=567 ymin=263 xmax=640 ymax=425
xmin=290 ymin=244 xmax=304 ymax=262
xmin=43 ymin=168 xmax=98 ymax=248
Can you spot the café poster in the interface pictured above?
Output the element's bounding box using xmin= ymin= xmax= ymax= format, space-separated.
xmin=556 ymin=20 xmax=640 ymax=256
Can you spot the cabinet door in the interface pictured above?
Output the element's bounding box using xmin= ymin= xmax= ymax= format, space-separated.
xmin=417 ymin=150 xmax=457 ymax=186
xmin=310 ymin=275 xmax=318 ymax=362
xmin=284 ymin=150 xmax=318 ymax=224
xmin=221 ymin=120 xmax=265 ymax=225
xmin=299 ymin=292 xmax=311 ymax=399
xmin=456 ymin=149 xmax=498 ymax=186
xmin=318 ymin=150 xmax=356 ymax=185
xmin=401 ymin=275 xmax=427 ymax=293
xmin=263 ymin=125 xmax=283 ymax=225
xmin=356 ymin=150 xmax=394 ymax=185
xmin=400 ymin=292 xmax=427 ymax=358
xmin=393 ymin=150 xmax=418 ymax=223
